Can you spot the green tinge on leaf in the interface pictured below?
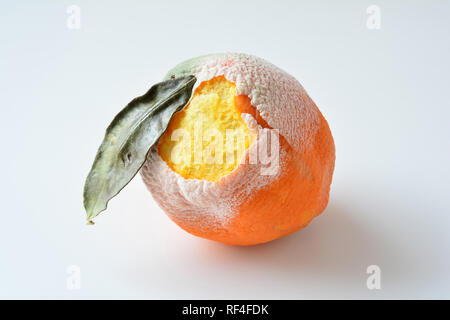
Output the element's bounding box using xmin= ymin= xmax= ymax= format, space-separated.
xmin=83 ymin=75 xmax=196 ymax=224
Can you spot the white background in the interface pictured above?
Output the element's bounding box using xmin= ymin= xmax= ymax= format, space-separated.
xmin=1 ymin=0 xmax=449 ymax=299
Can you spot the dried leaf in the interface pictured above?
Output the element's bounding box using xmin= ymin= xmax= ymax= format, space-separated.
xmin=83 ymin=75 xmax=196 ymax=223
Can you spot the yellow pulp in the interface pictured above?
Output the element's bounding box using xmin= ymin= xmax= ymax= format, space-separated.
xmin=158 ymin=76 xmax=254 ymax=182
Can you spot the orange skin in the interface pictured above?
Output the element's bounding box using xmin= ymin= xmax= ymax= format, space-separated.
xmin=165 ymin=95 xmax=335 ymax=246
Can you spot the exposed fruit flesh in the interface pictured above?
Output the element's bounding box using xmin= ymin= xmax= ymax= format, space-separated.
xmin=158 ymin=76 xmax=255 ymax=182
